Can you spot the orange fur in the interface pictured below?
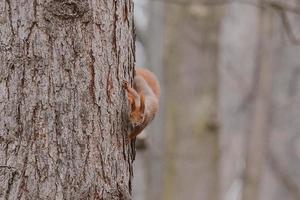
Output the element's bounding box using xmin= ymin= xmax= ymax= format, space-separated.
xmin=135 ymin=68 xmax=160 ymax=97
xmin=123 ymin=68 xmax=160 ymax=139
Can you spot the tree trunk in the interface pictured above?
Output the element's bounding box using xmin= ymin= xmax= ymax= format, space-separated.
xmin=163 ymin=3 xmax=222 ymax=200
xmin=0 ymin=0 xmax=135 ymax=199
xmin=242 ymin=4 xmax=274 ymax=200
xmin=218 ymin=2 xmax=261 ymax=199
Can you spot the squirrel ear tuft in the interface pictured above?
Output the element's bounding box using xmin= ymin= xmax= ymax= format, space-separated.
xmin=140 ymin=94 xmax=145 ymax=113
xmin=131 ymin=100 xmax=136 ymax=110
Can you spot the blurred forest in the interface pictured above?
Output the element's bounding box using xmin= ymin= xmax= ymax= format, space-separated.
xmin=132 ymin=0 xmax=300 ymax=200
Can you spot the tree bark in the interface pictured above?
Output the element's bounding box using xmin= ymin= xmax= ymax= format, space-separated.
xmin=0 ymin=0 xmax=135 ymax=199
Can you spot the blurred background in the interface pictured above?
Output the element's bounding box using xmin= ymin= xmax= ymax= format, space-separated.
xmin=132 ymin=0 xmax=300 ymax=200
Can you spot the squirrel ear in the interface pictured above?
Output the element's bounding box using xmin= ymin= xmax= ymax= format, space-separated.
xmin=131 ymin=100 xmax=136 ymax=110
xmin=140 ymin=94 xmax=145 ymax=113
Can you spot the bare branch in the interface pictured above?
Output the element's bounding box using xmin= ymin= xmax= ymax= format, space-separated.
xmin=280 ymin=10 xmax=300 ymax=45
xmin=145 ymin=0 xmax=300 ymax=15
xmin=268 ymin=154 xmax=300 ymax=200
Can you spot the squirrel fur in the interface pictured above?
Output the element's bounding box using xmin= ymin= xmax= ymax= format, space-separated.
xmin=123 ymin=68 xmax=160 ymax=139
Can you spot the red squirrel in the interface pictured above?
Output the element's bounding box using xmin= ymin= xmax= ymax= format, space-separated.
xmin=123 ymin=68 xmax=160 ymax=139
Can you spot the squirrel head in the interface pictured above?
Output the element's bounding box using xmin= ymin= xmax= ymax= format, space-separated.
xmin=130 ymin=94 xmax=145 ymax=126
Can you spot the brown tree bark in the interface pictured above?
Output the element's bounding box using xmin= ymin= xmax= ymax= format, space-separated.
xmin=0 ymin=0 xmax=135 ymax=199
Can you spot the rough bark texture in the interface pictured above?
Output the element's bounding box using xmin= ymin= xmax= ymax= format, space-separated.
xmin=0 ymin=0 xmax=135 ymax=199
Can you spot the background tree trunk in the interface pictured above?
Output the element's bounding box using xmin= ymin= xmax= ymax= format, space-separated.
xmin=131 ymin=1 xmax=165 ymax=200
xmin=0 ymin=0 xmax=135 ymax=199
xmin=242 ymin=4 xmax=274 ymax=200
xmin=163 ymin=3 xmax=222 ymax=200
xmin=219 ymin=1 xmax=300 ymax=200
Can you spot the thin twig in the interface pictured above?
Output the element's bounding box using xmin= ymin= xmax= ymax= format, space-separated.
xmin=280 ymin=10 xmax=300 ymax=45
xmin=144 ymin=0 xmax=300 ymax=15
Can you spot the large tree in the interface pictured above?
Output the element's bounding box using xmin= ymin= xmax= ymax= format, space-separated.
xmin=0 ymin=0 xmax=135 ymax=199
